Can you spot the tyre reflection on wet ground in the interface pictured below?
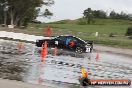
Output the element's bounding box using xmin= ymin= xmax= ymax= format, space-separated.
xmin=0 ymin=39 xmax=132 ymax=88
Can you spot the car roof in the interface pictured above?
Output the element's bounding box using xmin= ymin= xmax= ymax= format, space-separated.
xmin=55 ymin=35 xmax=87 ymax=43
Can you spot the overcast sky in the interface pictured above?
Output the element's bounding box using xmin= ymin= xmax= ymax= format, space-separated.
xmin=37 ymin=0 xmax=132 ymax=23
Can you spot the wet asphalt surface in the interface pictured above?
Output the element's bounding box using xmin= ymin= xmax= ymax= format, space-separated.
xmin=0 ymin=39 xmax=132 ymax=88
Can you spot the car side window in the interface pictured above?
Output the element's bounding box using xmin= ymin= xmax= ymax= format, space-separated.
xmin=70 ymin=37 xmax=78 ymax=42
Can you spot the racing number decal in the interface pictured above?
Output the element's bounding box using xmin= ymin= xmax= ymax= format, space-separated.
xmin=86 ymin=48 xmax=90 ymax=52
xmin=55 ymin=41 xmax=58 ymax=45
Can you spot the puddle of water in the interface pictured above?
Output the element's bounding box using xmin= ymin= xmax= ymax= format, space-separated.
xmin=0 ymin=39 xmax=132 ymax=88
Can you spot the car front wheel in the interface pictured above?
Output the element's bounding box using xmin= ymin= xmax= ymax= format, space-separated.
xmin=75 ymin=47 xmax=83 ymax=54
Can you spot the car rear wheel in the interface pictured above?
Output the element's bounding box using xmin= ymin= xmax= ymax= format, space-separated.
xmin=75 ymin=47 xmax=83 ymax=54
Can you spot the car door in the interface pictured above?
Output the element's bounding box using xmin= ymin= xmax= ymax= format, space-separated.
xmin=70 ymin=37 xmax=85 ymax=50
xmin=53 ymin=36 xmax=67 ymax=49
xmin=65 ymin=36 xmax=78 ymax=50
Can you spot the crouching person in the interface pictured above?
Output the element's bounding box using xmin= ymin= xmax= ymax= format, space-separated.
xmin=79 ymin=68 xmax=91 ymax=87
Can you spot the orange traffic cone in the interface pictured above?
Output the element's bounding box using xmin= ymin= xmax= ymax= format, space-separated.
xmin=41 ymin=41 xmax=47 ymax=62
xmin=46 ymin=26 xmax=52 ymax=37
xmin=95 ymin=52 xmax=100 ymax=61
xmin=38 ymin=78 xmax=43 ymax=84
xmin=18 ymin=42 xmax=24 ymax=53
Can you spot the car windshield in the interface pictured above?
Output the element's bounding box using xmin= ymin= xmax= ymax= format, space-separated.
xmin=75 ymin=37 xmax=87 ymax=44
xmin=55 ymin=36 xmax=67 ymax=40
xmin=66 ymin=36 xmax=84 ymax=44
xmin=68 ymin=37 xmax=78 ymax=42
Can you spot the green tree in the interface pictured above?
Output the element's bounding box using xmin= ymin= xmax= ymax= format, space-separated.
xmin=119 ymin=11 xmax=128 ymax=19
xmin=93 ymin=10 xmax=107 ymax=18
xmin=0 ymin=0 xmax=54 ymax=27
xmin=0 ymin=0 xmax=8 ymax=25
xmin=109 ymin=10 xmax=128 ymax=19
xmin=109 ymin=10 xmax=117 ymax=19
xmin=43 ymin=9 xmax=53 ymax=19
xmin=83 ymin=8 xmax=94 ymax=24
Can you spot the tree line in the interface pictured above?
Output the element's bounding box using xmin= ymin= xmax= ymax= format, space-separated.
xmin=0 ymin=0 xmax=54 ymax=27
xmin=83 ymin=8 xmax=132 ymax=24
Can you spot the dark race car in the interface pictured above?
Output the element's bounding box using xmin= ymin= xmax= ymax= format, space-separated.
xmin=36 ymin=35 xmax=93 ymax=53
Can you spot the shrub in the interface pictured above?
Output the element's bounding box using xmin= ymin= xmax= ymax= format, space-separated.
xmin=128 ymin=36 xmax=132 ymax=39
xmin=109 ymin=33 xmax=114 ymax=37
xmin=77 ymin=18 xmax=87 ymax=25
xmin=126 ymin=27 xmax=132 ymax=36
xmin=109 ymin=33 xmax=117 ymax=37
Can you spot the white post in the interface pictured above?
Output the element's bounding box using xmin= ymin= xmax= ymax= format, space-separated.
xmin=95 ymin=32 xmax=98 ymax=37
